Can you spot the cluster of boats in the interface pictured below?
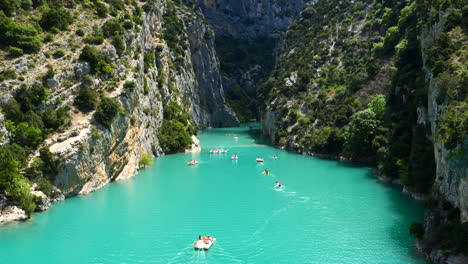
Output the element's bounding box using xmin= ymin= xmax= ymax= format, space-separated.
xmin=209 ymin=149 xmax=228 ymax=153
xmin=189 ymin=153 xmax=278 ymax=165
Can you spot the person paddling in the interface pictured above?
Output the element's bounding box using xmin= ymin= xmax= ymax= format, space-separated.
xmin=275 ymin=180 xmax=283 ymax=188
xmin=264 ymin=168 xmax=269 ymax=175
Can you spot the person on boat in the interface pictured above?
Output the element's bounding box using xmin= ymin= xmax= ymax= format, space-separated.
xmin=264 ymin=168 xmax=269 ymax=175
xmin=272 ymin=154 xmax=278 ymax=159
xmin=194 ymin=235 xmax=203 ymax=247
xmin=275 ymin=180 xmax=283 ymax=188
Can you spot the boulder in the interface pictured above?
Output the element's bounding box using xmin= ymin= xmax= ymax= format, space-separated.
xmin=0 ymin=206 xmax=27 ymax=223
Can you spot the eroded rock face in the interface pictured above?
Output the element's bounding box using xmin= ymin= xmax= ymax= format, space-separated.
xmin=51 ymin=1 xmax=238 ymax=197
xmin=420 ymin=19 xmax=468 ymax=222
xmin=198 ymin=0 xmax=308 ymax=39
xmin=0 ymin=206 xmax=27 ymax=223
xmin=31 ymin=191 xmax=51 ymax=212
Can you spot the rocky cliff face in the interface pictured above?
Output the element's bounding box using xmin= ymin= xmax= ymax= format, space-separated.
xmin=0 ymin=0 xmax=238 ymax=217
xmin=197 ymin=0 xmax=308 ymax=39
xmin=197 ymin=0 xmax=309 ymax=122
xmin=421 ymin=17 xmax=468 ymax=223
xmin=53 ymin=1 xmax=238 ymax=197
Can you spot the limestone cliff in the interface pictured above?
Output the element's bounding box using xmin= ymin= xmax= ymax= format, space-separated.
xmin=0 ymin=0 xmax=238 ymax=219
xmin=197 ymin=0 xmax=308 ymax=39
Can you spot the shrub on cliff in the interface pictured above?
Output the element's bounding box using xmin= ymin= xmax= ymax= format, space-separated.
xmin=158 ymin=119 xmax=192 ymax=154
xmin=101 ymin=18 xmax=124 ymax=37
xmin=40 ymin=8 xmax=73 ymax=31
xmin=94 ymin=97 xmax=123 ymax=128
xmin=139 ymin=153 xmax=153 ymax=168
xmin=75 ymin=86 xmax=99 ymax=112
xmin=79 ymin=45 xmax=114 ymax=73
xmin=0 ymin=16 xmax=43 ymax=52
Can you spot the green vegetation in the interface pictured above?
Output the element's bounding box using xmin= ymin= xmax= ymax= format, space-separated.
xmin=139 ymin=153 xmax=153 ymax=168
xmin=94 ymin=97 xmax=123 ymax=128
xmin=143 ymin=50 xmax=155 ymax=73
xmin=256 ymin=0 xmax=466 ymax=256
xmin=158 ymin=101 xmax=195 ymax=153
xmin=0 ymin=15 xmax=43 ymax=53
xmin=79 ymin=45 xmax=114 ymax=74
xmin=39 ymin=8 xmax=73 ymax=31
xmin=74 ymin=86 xmax=99 ymax=112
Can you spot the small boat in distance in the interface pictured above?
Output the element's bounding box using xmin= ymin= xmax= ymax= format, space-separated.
xmin=210 ymin=149 xmax=228 ymax=153
xmin=188 ymin=160 xmax=198 ymax=165
xmin=194 ymin=236 xmax=216 ymax=251
xmin=256 ymin=158 xmax=264 ymax=162
xmin=232 ymin=154 xmax=238 ymax=159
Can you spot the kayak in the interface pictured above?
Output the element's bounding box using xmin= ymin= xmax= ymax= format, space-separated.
xmin=188 ymin=160 xmax=198 ymax=165
xmin=256 ymin=158 xmax=264 ymax=162
xmin=194 ymin=238 xmax=217 ymax=251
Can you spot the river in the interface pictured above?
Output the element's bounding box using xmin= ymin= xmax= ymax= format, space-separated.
xmin=0 ymin=124 xmax=427 ymax=264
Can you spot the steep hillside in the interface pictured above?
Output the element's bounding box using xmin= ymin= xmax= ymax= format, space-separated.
xmin=0 ymin=0 xmax=237 ymax=222
xmin=259 ymin=0 xmax=467 ymax=261
xmin=198 ymin=0 xmax=309 ymax=122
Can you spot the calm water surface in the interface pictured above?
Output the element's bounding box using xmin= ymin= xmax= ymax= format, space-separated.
xmin=0 ymin=124 xmax=427 ymax=264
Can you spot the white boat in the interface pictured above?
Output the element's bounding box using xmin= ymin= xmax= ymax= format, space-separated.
xmin=194 ymin=238 xmax=217 ymax=251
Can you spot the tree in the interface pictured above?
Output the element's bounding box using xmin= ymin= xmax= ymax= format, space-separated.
xmin=94 ymin=97 xmax=123 ymax=128
xmin=10 ymin=122 xmax=43 ymax=148
xmin=158 ymin=120 xmax=193 ymax=153
xmin=75 ymin=86 xmax=99 ymax=112
xmin=368 ymin=94 xmax=386 ymax=119
xmin=345 ymin=109 xmax=380 ymax=155
xmin=40 ymin=8 xmax=73 ymax=31
xmin=139 ymin=153 xmax=153 ymax=168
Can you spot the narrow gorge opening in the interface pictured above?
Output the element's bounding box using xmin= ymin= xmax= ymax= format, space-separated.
xmin=197 ymin=0 xmax=309 ymax=122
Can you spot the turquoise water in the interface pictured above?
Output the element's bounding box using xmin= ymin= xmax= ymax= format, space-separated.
xmin=0 ymin=125 xmax=427 ymax=264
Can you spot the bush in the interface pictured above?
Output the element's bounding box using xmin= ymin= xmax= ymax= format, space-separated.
xmin=40 ymin=8 xmax=73 ymax=31
xmin=158 ymin=119 xmax=193 ymax=153
xmin=144 ymin=50 xmax=155 ymax=72
xmin=8 ymin=46 xmax=23 ymax=56
xmin=39 ymin=146 xmax=63 ymax=177
xmin=112 ymin=34 xmax=125 ymax=55
xmin=0 ymin=69 xmax=17 ymax=80
xmin=79 ymin=45 xmax=113 ymax=73
xmin=37 ymin=177 xmax=52 ymax=196
xmin=94 ymin=97 xmax=123 ymax=128
xmin=368 ymin=94 xmax=386 ymax=119
xmin=139 ymin=153 xmax=152 ymax=168
xmin=40 ymin=107 xmax=70 ymax=131
xmin=75 ymin=29 xmax=85 ymax=36
xmin=345 ymin=109 xmax=380 ymax=155
xmin=438 ymin=102 xmax=468 ymax=149
xmin=74 ymin=86 xmax=99 ymax=112
xmin=53 ymin=49 xmax=65 ymax=58
xmin=0 ymin=17 xmax=42 ymax=52
xmin=101 ymin=18 xmax=124 ymax=37
xmin=14 ymin=83 xmax=50 ymax=112
xmin=9 ymin=122 xmax=43 ymax=149
xmin=96 ymin=1 xmax=108 ymax=17
xmin=123 ymin=80 xmax=136 ymax=95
